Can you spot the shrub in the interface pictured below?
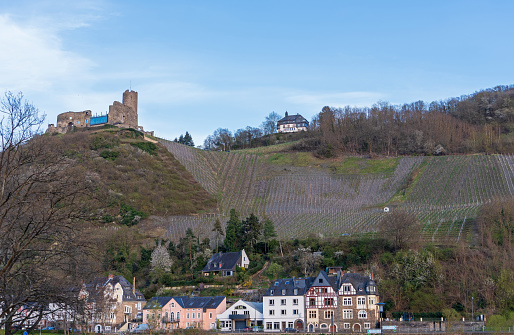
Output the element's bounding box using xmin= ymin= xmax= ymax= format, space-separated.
xmin=120 ymin=203 xmax=147 ymax=226
xmin=100 ymin=150 xmax=119 ymax=160
xmin=90 ymin=135 xmax=119 ymax=150
xmin=131 ymin=142 xmax=158 ymax=155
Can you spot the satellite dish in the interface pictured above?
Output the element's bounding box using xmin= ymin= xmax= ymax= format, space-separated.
xmin=383 ymin=207 xmax=390 ymax=213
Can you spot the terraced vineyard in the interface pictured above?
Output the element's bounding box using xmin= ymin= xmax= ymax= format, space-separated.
xmin=158 ymin=140 xmax=514 ymax=244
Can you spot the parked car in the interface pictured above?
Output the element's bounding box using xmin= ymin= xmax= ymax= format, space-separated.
xmin=242 ymin=327 xmax=252 ymax=332
xmin=284 ymin=328 xmax=299 ymax=333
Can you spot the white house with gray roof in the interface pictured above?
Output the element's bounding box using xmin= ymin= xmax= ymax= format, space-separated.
xmin=202 ymin=250 xmax=249 ymax=277
xmin=217 ymin=300 xmax=263 ymax=331
xmin=263 ymin=277 xmax=311 ymax=332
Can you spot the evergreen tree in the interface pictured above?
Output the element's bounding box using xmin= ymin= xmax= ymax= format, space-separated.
xmin=241 ymin=213 xmax=262 ymax=253
xmin=184 ymin=131 xmax=195 ymax=146
xmin=178 ymin=134 xmax=185 ymax=144
xmin=212 ymin=217 xmax=224 ymax=253
xmin=224 ymin=209 xmax=241 ymax=252
xmin=262 ymin=218 xmax=277 ymax=253
xmin=179 ymin=228 xmax=199 ymax=277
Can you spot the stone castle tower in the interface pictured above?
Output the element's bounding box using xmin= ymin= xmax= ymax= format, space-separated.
xmin=108 ymin=90 xmax=138 ymax=129
xmin=123 ymin=89 xmax=138 ymax=117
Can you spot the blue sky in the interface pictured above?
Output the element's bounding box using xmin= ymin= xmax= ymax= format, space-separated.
xmin=1 ymin=1 xmax=513 ymax=145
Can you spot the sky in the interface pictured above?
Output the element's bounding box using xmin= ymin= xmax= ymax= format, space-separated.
xmin=1 ymin=1 xmax=514 ymax=145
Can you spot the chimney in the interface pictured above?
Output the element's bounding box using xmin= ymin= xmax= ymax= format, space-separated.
xmin=133 ymin=277 xmax=136 ymax=295
xmin=108 ymin=274 xmax=114 ymax=279
xmin=371 ymin=272 xmax=374 ymax=280
xmin=285 ymin=111 xmax=288 ymax=117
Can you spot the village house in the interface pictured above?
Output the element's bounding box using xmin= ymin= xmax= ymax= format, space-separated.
xmin=217 ymin=300 xmax=263 ymax=331
xmin=202 ymin=250 xmax=250 ymax=276
xmin=276 ymin=112 xmax=309 ymax=133
xmin=336 ymin=272 xmax=380 ymax=332
xmin=303 ymin=271 xmax=380 ymax=333
xmin=263 ymin=277 xmax=311 ymax=332
xmin=80 ymin=274 xmax=146 ymax=333
xmin=143 ymin=296 xmax=226 ymax=331
xmin=305 ymin=271 xmax=339 ymax=333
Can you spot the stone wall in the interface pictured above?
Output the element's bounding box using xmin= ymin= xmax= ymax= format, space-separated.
xmin=56 ymin=110 xmax=92 ymax=128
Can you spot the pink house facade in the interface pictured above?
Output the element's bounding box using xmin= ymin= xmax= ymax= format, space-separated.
xmin=143 ymin=296 xmax=226 ymax=331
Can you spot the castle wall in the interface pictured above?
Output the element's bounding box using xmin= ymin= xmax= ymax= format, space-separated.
xmin=108 ymin=102 xmax=137 ymax=128
xmin=48 ymin=90 xmax=139 ymax=134
xmin=56 ymin=111 xmax=92 ymax=128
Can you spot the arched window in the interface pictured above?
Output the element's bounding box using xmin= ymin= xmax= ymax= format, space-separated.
xmin=171 ymin=312 xmax=174 ymax=321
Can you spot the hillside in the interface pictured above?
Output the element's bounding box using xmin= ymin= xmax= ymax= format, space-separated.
xmin=45 ymin=127 xmax=216 ymax=221
xmin=156 ymin=140 xmax=514 ymax=244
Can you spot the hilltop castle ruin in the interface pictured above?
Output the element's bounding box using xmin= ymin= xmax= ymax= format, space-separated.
xmin=47 ymin=90 xmax=147 ymax=134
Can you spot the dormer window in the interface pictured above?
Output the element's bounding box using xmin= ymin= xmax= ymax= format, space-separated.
xmin=282 ymin=289 xmax=286 ymax=295
xmin=270 ymin=289 xmax=274 ymax=295
xmin=294 ymin=289 xmax=298 ymax=295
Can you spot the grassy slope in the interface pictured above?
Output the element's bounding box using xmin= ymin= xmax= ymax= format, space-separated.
xmin=47 ymin=127 xmax=217 ymax=218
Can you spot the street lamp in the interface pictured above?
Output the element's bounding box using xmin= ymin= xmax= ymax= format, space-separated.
xmin=471 ymin=297 xmax=474 ymax=332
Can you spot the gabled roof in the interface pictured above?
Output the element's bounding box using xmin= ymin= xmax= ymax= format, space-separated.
xmin=144 ymin=297 xmax=173 ymax=310
xmin=223 ymin=300 xmax=263 ymax=315
xmin=84 ymin=275 xmax=145 ymax=302
xmin=243 ymin=301 xmax=263 ymax=314
xmin=202 ymin=251 xmax=242 ymax=272
xmin=310 ymin=271 xmax=337 ymax=290
xmin=264 ymin=277 xmax=310 ymax=297
xmin=339 ymin=273 xmax=377 ymax=295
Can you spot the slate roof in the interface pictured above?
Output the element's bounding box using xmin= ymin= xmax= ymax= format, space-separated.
xmin=174 ymin=296 xmax=225 ymax=310
xmin=264 ymin=277 xmax=311 ymax=297
xmin=202 ymin=251 xmax=242 ymax=272
xmin=309 ymin=270 xmax=338 ymax=291
xmin=339 ymin=272 xmax=377 ymax=295
xmin=144 ymin=297 xmax=174 ymax=310
xmin=277 ymin=112 xmax=309 ymax=126
xmin=84 ymin=275 xmax=145 ymax=302
xmin=243 ymin=301 xmax=263 ymax=314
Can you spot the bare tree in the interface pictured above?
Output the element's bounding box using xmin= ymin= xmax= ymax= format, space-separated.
xmin=261 ymin=112 xmax=281 ymax=135
xmin=294 ymin=247 xmax=322 ymax=277
xmin=378 ymin=209 xmax=420 ymax=250
xmin=0 ymin=92 xmax=91 ymax=335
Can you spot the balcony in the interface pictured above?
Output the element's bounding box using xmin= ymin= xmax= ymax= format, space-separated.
xmin=162 ymin=317 xmax=180 ymax=323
